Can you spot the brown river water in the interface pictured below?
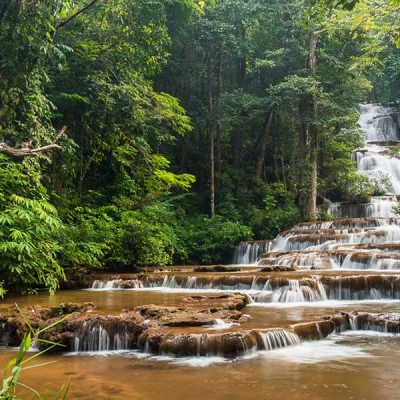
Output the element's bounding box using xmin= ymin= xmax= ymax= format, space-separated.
xmin=1 ymin=284 xmax=400 ymax=400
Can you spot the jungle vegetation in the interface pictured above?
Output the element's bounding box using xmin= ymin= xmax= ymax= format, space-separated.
xmin=0 ymin=0 xmax=399 ymax=295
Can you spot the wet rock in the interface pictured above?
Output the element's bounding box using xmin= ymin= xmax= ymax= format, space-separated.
xmin=61 ymin=267 xmax=96 ymax=289
xmin=0 ymin=303 xmax=96 ymax=347
xmin=292 ymin=320 xmax=335 ymax=340
xmin=139 ymin=329 xmax=259 ymax=357
xmin=4 ymin=298 xmax=400 ymax=358
xmin=347 ymin=311 xmax=400 ymax=333
xmin=193 ymin=265 xmax=242 ymax=272
xmin=39 ymin=311 xmax=146 ymax=351
xmin=130 ymin=293 xmax=250 ymax=328
xmin=135 ymin=305 xmax=215 ymax=327
xmin=259 ymin=265 xmax=298 ymax=272
xmin=134 ymin=294 xmax=249 ymax=327
xmin=322 ymin=312 xmax=351 ymax=333
xmin=318 ymin=310 xmax=400 ymax=334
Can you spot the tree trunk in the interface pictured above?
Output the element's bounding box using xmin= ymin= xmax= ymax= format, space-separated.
xmin=303 ymin=32 xmax=319 ymax=221
xmin=236 ymin=23 xmax=246 ymax=90
xmin=207 ymin=44 xmax=215 ymax=219
xmin=210 ymin=124 xmax=215 ymax=219
xmin=216 ymin=52 xmax=222 ymax=189
xmin=256 ymin=111 xmax=273 ymax=179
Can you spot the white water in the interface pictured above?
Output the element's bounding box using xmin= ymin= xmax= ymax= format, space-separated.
xmin=232 ymin=241 xmax=271 ymax=264
xmin=357 ymin=104 xmax=400 ymax=194
xmin=90 ymin=274 xmax=400 ymax=303
xmin=257 ymin=328 xmax=301 ymax=350
xmin=73 ymin=323 xmax=129 ymax=352
xmin=347 ymin=103 xmax=400 ymax=198
xmin=264 ymin=334 xmax=372 ymax=364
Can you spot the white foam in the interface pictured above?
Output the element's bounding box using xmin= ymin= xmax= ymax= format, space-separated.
xmin=339 ymin=330 xmax=397 ymax=338
xmin=263 ymin=337 xmax=372 ymax=364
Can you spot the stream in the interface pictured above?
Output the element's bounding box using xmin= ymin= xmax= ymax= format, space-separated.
xmin=1 ymin=103 xmax=400 ymax=400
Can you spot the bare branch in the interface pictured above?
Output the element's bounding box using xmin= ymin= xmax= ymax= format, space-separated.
xmin=57 ymin=0 xmax=100 ymax=30
xmin=0 ymin=126 xmax=67 ymax=157
xmin=53 ymin=125 xmax=67 ymax=142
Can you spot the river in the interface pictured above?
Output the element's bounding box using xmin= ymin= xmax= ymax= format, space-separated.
xmin=0 ymin=285 xmax=400 ymax=400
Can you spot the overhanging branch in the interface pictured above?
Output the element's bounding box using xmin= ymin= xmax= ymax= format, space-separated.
xmin=0 ymin=126 xmax=67 ymax=157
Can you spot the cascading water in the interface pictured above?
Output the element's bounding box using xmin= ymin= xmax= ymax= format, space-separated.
xmin=359 ymin=104 xmax=398 ymax=142
xmin=73 ymin=322 xmax=130 ymax=352
xmin=230 ymin=104 xmax=400 ymax=265
xmin=83 ymin=106 xmax=400 ymax=369
xmin=90 ymin=273 xmax=400 ymax=302
xmin=331 ymin=103 xmax=400 ymax=217
xmin=257 ymin=329 xmax=301 ymax=350
xmin=232 ymin=240 xmax=271 ymax=264
xmin=357 ymin=104 xmax=400 ymax=192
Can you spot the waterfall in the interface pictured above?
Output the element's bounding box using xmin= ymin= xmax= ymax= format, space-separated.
xmin=257 ymin=329 xmax=301 ymax=350
xmin=365 ymin=197 xmax=399 ymax=217
xmin=231 ymin=103 xmax=400 ymax=262
xmin=210 ymin=319 xmax=239 ymax=330
xmin=90 ymin=273 xmax=400 ymax=301
xmin=270 ymin=279 xmax=328 ymax=303
xmin=143 ymin=329 xmax=301 ymax=358
xmin=73 ymin=322 xmax=130 ymax=352
xmin=155 ymin=331 xmax=260 ymax=357
xmin=232 ymin=240 xmax=271 ymax=264
xmin=348 ymin=312 xmax=400 ymax=333
xmin=358 ymin=103 xmax=398 ymax=142
xmin=326 ymin=103 xmax=400 ymax=218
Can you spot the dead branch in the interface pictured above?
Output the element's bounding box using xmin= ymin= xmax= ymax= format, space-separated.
xmin=0 ymin=126 xmax=67 ymax=157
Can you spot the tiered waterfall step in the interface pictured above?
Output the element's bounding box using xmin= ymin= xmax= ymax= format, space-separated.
xmin=238 ymin=217 xmax=400 ymax=269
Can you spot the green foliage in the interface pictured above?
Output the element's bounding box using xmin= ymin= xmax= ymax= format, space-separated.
xmin=0 ymin=155 xmax=65 ymax=295
xmin=0 ymin=194 xmax=65 ymax=295
xmin=59 ymin=206 xmax=117 ymax=268
xmin=319 ymin=125 xmax=365 ymax=201
xmin=145 ymin=155 xmax=196 ymax=195
xmin=310 ymin=0 xmax=360 ymax=11
xmin=245 ymin=182 xmax=302 ymax=239
xmin=371 ymin=172 xmax=392 ymax=195
xmin=184 ymin=215 xmax=253 ymax=264
xmin=336 ymin=171 xmax=374 ymax=203
xmin=113 ymin=204 xmax=180 ymax=267
xmin=392 ymin=199 xmax=400 ymax=216
xmin=0 ymin=305 xmax=70 ymax=400
xmin=0 ymin=0 xmax=67 ymax=149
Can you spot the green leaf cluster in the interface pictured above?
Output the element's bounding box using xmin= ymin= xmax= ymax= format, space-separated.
xmin=0 ymin=156 xmax=65 ymax=296
xmin=184 ymin=215 xmax=253 ymax=264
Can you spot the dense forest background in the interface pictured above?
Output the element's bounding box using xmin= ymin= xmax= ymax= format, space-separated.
xmin=0 ymin=0 xmax=399 ymax=295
